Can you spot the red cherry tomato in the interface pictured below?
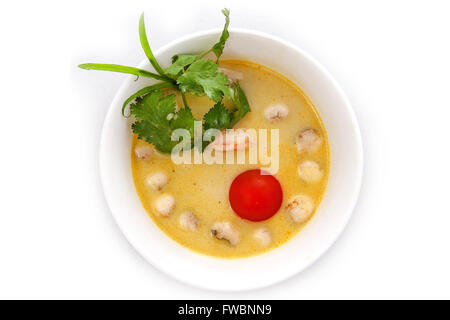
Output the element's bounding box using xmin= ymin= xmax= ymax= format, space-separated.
xmin=229 ymin=169 xmax=283 ymax=222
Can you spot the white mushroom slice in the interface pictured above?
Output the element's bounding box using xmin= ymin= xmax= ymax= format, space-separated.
xmin=146 ymin=172 xmax=168 ymax=191
xmin=179 ymin=211 xmax=199 ymax=231
xmin=298 ymin=160 xmax=323 ymax=183
xmin=253 ymin=228 xmax=272 ymax=246
xmin=210 ymin=130 xmax=253 ymax=151
xmin=211 ymin=221 xmax=239 ymax=246
xmin=218 ymin=67 xmax=244 ymax=83
xmin=264 ymin=104 xmax=289 ymax=121
xmin=134 ymin=145 xmax=153 ymax=160
xmin=286 ymin=195 xmax=315 ymax=223
xmin=154 ymin=194 xmax=175 ymax=217
xmin=295 ymin=129 xmax=322 ymax=154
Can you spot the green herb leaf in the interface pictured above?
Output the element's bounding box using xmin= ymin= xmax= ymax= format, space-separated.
xmin=203 ymin=102 xmax=232 ymax=131
xmin=139 ymin=13 xmax=166 ymax=77
xmin=122 ymin=82 xmax=176 ymax=117
xmin=202 ymin=83 xmax=251 ymax=132
xmin=171 ymin=106 xmax=196 ymax=136
xmin=78 ymin=63 xmax=168 ymax=81
xmin=177 ymin=59 xmax=234 ymax=102
xmin=130 ymin=90 xmax=197 ymax=153
xmin=164 ymin=54 xmax=198 ymax=78
xmin=130 ymin=91 xmax=172 ymax=122
xmin=229 ymin=82 xmax=251 ymax=127
xmin=196 ymin=8 xmax=231 ymax=61
xmin=211 ymin=9 xmax=230 ymax=62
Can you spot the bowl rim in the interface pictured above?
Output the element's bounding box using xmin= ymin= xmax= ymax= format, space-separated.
xmin=99 ymin=27 xmax=364 ymax=291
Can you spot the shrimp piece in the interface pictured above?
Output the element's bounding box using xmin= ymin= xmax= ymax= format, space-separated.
xmin=298 ymin=160 xmax=323 ymax=183
xmin=295 ymin=129 xmax=322 ymax=154
xmin=218 ymin=67 xmax=244 ymax=84
xmin=210 ymin=129 xmax=252 ymax=152
xmin=179 ymin=211 xmax=199 ymax=231
xmin=211 ymin=221 xmax=240 ymax=246
xmin=264 ymin=104 xmax=289 ymax=121
xmin=134 ymin=145 xmax=152 ymax=160
xmin=286 ymin=195 xmax=315 ymax=223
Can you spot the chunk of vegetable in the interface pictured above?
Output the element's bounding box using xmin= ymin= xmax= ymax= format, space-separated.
xmin=229 ymin=169 xmax=283 ymax=222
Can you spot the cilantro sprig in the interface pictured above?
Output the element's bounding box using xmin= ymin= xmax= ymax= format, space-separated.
xmin=79 ymin=8 xmax=251 ymax=154
xmin=130 ymin=90 xmax=196 ymax=153
xmin=203 ymin=84 xmax=250 ymax=132
xmin=177 ymin=59 xmax=234 ymax=102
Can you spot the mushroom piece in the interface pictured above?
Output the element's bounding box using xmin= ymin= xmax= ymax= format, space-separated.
xmin=253 ymin=228 xmax=272 ymax=246
xmin=298 ymin=160 xmax=323 ymax=183
xmin=134 ymin=145 xmax=153 ymax=160
xmin=264 ymin=104 xmax=289 ymax=121
xmin=295 ymin=129 xmax=322 ymax=154
xmin=154 ymin=194 xmax=175 ymax=217
xmin=218 ymin=67 xmax=244 ymax=84
xmin=179 ymin=211 xmax=199 ymax=231
xmin=211 ymin=221 xmax=239 ymax=246
xmin=146 ymin=172 xmax=168 ymax=191
xmin=286 ymin=195 xmax=315 ymax=223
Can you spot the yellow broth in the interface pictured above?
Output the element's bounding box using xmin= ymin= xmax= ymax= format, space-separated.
xmin=131 ymin=60 xmax=329 ymax=258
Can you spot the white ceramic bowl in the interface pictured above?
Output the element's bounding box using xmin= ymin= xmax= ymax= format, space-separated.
xmin=99 ymin=28 xmax=363 ymax=291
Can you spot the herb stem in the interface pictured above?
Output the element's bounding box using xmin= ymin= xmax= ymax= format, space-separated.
xmin=196 ymin=48 xmax=213 ymax=61
xmin=181 ymin=91 xmax=189 ymax=108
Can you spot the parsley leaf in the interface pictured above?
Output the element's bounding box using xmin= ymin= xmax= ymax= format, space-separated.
xmin=164 ymin=9 xmax=230 ymax=80
xmin=164 ymin=54 xmax=198 ymax=78
xmin=203 ymin=102 xmax=232 ymax=131
xmin=203 ymin=82 xmax=251 ymax=132
xmin=229 ymin=82 xmax=251 ymax=127
xmin=130 ymin=90 xmax=196 ymax=153
xmin=177 ymin=59 xmax=234 ymax=102
xmin=122 ymin=82 xmax=176 ymax=117
xmin=171 ymin=106 xmax=196 ymax=136
xmin=211 ymin=8 xmax=230 ymax=62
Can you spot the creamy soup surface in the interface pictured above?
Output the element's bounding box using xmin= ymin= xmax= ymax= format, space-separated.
xmin=131 ymin=60 xmax=329 ymax=258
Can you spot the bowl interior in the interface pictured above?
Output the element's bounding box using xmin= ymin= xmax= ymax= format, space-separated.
xmin=100 ymin=29 xmax=363 ymax=291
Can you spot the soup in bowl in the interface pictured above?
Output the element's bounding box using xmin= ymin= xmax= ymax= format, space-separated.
xmin=131 ymin=59 xmax=329 ymax=258
xmin=94 ymin=14 xmax=362 ymax=290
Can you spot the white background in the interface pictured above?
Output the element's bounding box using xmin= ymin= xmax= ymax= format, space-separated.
xmin=1 ymin=0 xmax=449 ymax=299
